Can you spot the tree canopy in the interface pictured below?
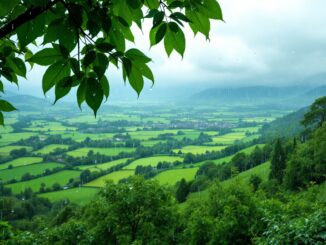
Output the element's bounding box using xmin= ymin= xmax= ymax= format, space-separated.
xmin=0 ymin=0 xmax=223 ymax=124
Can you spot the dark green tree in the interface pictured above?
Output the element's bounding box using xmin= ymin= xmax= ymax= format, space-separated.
xmin=175 ymin=178 xmax=190 ymax=203
xmin=0 ymin=0 xmax=223 ymax=124
xmin=269 ymin=139 xmax=286 ymax=183
xmin=302 ymin=96 xmax=326 ymax=129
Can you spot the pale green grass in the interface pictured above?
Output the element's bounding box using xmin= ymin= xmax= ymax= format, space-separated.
xmin=0 ymin=157 xmax=43 ymax=170
xmin=141 ymin=140 xmax=165 ymax=147
xmin=34 ymin=144 xmax=70 ymax=154
xmin=207 ymin=132 xmax=247 ymax=145
xmin=38 ymin=187 xmax=99 ymax=205
xmin=6 ymin=170 xmax=81 ymax=194
xmin=0 ymin=133 xmax=38 ymax=146
xmin=77 ymin=158 xmax=130 ymax=171
xmin=195 ymin=144 xmax=265 ymax=166
xmin=0 ymin=145 xmax=33 ymax=156
xmin=61 ymin=132 xmax=115 ymax=142
xmin=66 ymin=147 xmax=135 ymax=157
xmin=124 ymin=156 xmax=183 ymax=170
xmin=24 ymin=122 xmax=76 ymax=132
xmin=154 ymin=168 xmax=198 ymax=185
xmin=128 ymin=130 xmax=179 ymax=140
xmin=233 ymin=126 xmax=261 ymax=133
xmin=0 ymin=162 xmax=63 ymax=182
xmin=173 ymin=145 xmax=226 ymax=155
xmin=0 ymin=125 xmax=13 ymax=134
xmin=223 ymin=161 xmax=270 ymax=187
xmin=84 ymin=170 xmax=134 ymax=187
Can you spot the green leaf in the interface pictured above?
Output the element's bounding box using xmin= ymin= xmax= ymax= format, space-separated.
xmin=0 ymin=100 xmax=17 ymax=112
xmin=144 ymin=0 xmax=160 ymax=9
xmin=153 ymin=11 xmax=165 ymax=29
xmin=27 ymin=48 xmax=63 ymax=66
xmin=42 ymin=61 xmax=70 ymax=94
xmin=17 ymin=14 xmax=45 ymax=48
xmin=186 ymin=9 xmax=210 ymax=39
xmin=0 ymin=112 xmax=3 ymax=126
xmin=170 ymin=12 xmax=191 ymax=23
xmin=54 ymin=77 xmax=73 ymax=104
xmin=194 ymin=0 xmax=223 ymax=20
xmin=0 ymin=80 xmax=3 ymax=93
xmin=168 ymin=1 xmax=184 ymax=9
xmin=155 ymin=23 xmax=168 ymax=44
xmin=125 ymin=49 xmax=152 ymax=63
xmin=128 ymin=67 xmax=144 ymax=96
xmin=69 ymin=58 xmax=80 ymax=78
xmin=77 ymin=80 xmax=86 ymax=109
xmin=44 ymin=19 xmax=62 ymax=44
xmin=85 ymin=78 xmax=104 ymax=116
xmin=83 ymin=51 xmax=96 ymax=68
xmin=0 ymin=0 xmax=20 ymax=17
xmin=6 ymin=58 xmax=26 ymax=78
xmin=100 ymin=76 xmax=110 ymax=100
xmin=164 ymin=23 xmax=186 ymax=57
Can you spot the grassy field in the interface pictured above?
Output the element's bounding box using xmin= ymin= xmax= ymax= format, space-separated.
xmin=0 ymin=145 xmax=33 ymax=156
xmin=61 ymin=132 xmax=115 ymax=142
xmin=184 ymin=162 xmax=270 ymax=205
xmin=154 ymin=167 xmax=199 ymax=185
xmin=77 ymin=158 xmax=130 ymax=171
xmin=38 ymin=187 xmax=99 ymax=205
xmin=124 ymin=156 xmax=183 ymax=170
xmin=128 ymin=130 xmax=179 ymax=140
xmin=85 ymin=170 xmax=134 ymax=187
xmin=207 ymin=132 xmax=247 ymax=145
xmin=195 ymin=144 xmax=265 ymax=166
xmin=66 ymin=147 xmax=135 ymax=157
xmin=24 ymin=122 xmax=77 ymax=132
xmin=223 ymin=161 xmax=270 ymax=187
xmin=173 ymin=145 xmax=226 ymax=155
xmin=0 ymin=157 xmax=43 ymax=170
xmin=6 ymin=170 xmax=81 ymax=194
xmin=34 ymin=144 xmax=70 ymax=154
xmin=0 ymin=132 xmax=39 ymax=146
xmin=0 ymin=162 xmax=63 ymax=182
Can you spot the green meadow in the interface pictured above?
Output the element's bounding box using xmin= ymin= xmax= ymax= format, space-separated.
xmin=173 ymin=145 xmax=226 ymax=154
xmin=38 ymin=187 xmax=99 ymax=205
xmin=66 ymin=147 xmax=135 ymax=157
xmin=85 ymin=170 xmax=134 ymax=187
xmin=0 ymin=157 xmax=43 ymax=170
xmin=124 ymin=156 xmax=183 ymax=170
xmin=76 ymin=158 xmax=130 ymax=171
xmin=34 ymin=144 xmax=70 ymax=154
xmin=0 ymin=162 xmax=63 ymax=182
xmin=154 ymin=168 xmax=199 ymax=185
xmin=0 ymin=145 xmax=33 ymax=156
xmin=6 ymin=170 xmax=81 ymax=194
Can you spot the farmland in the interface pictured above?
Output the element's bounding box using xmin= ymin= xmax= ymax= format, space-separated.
xmin=0 ymin=102 xmax=286 ymax=204
xmin=124 ymin=156 xmax=183 ymax=169
xmin=85 ymin=170 xmax=135 ymax=187
xmin=6 ymin=170 xmax=81 ymax=194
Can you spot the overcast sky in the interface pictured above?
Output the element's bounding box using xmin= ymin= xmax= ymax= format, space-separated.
xmin=7 ymin=0 xmax=326 ymax=98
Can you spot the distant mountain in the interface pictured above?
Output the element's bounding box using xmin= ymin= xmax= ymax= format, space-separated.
xmin=189 ymin=85 xmax=326 ymax=108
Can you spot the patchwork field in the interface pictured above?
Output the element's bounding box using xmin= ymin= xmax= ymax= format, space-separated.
xmin=124 ymin=156 xmax=183 ymax=170
xmin=34 ymin=144 xmax=70 ymax=154
xmin=207 ymin=132 xmax=247 ymax=145
xmin=6 ymin=170 xmax=81 ymax=194
xmin=0 ymin=132 xmax=39 ymax=146
xmin=85 ymin=170 xmax=134 ymax=187
xmin=154 ymin=167 xmax=199 ymax=185
xmin=77 ymin=158 xmax=130 ymax=171
xmin=38 ymin=187 xmax=99 ymax=205
xmin=66 ymin=147 xmax=135 ymax=157
xmin=0 ymin=162 xmax=63 ymax=182
xmin=0 ymin=145 xmax=33 ymax=156
xmin=0 ymin=157 xmax=43 ymax=170
xmin=173 ymin=145 xmax=226 ymax=155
